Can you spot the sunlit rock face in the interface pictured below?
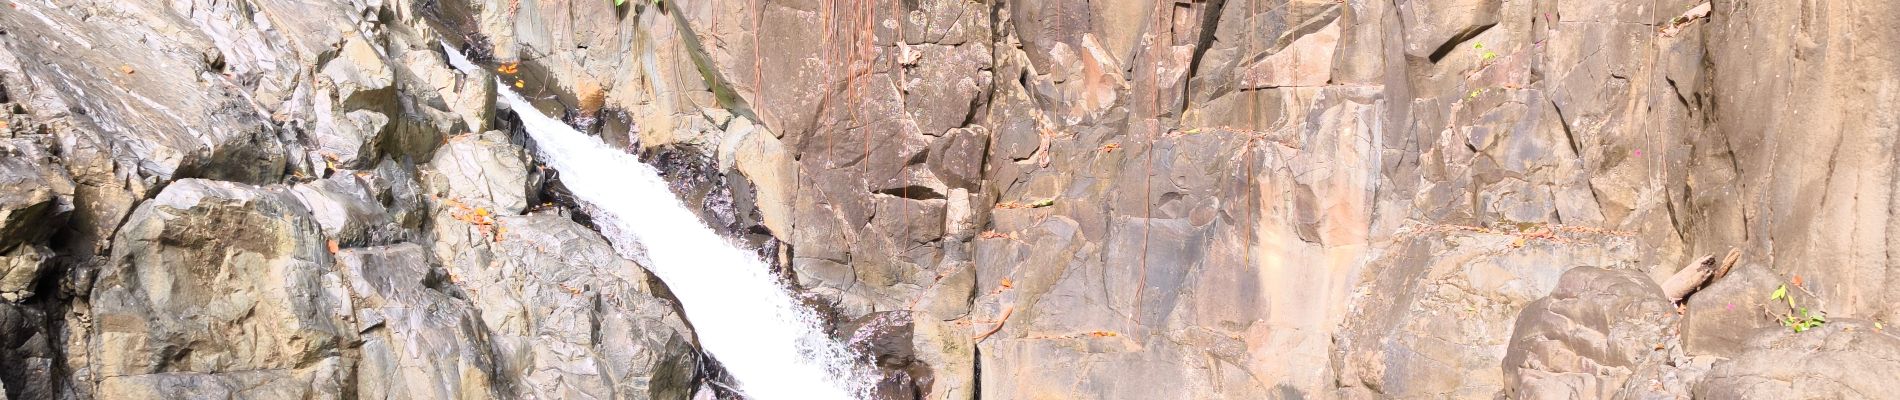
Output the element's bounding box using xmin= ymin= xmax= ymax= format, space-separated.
xmin=3 ymin=0 xmax=1900 ymax=398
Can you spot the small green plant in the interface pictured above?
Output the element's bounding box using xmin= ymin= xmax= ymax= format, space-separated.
xmin=1473 ymin=43 xmax=1499 ymax=62
xmin=1029 ymin=198 xmax=1057 ymax=208
xmin=1770 ymin=284 xmax=1827 ymax=333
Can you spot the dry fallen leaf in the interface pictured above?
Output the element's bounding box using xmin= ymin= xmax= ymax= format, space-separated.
xmin=119 ymin=65 xmax=136 ymax=75
xmin=999 ymin=278 xmax=1014 ymax=289
xmin=326 ymin=240 xmax=340 ymax=254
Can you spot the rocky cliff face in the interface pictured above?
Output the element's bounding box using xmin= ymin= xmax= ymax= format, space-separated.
xmin=1 ymin=0 xmax=1898 ymax=399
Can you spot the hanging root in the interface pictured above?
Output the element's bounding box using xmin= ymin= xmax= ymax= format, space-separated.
xmin=972 ymin=306 xmax=1015 ymax=342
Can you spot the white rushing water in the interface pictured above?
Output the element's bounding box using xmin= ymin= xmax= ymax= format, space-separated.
xmin=498 ymin=87 xmax=869 ymax=399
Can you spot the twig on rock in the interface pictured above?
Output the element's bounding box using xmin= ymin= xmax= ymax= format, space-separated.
xmin=972 ymin=306 xmax=1015 ymax=342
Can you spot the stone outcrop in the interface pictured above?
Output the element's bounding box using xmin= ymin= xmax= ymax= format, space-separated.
xmin=0 ymin=0 xmax=704 ymax=398
xmin=3 ymin=0 xmax=1900 ymax=398
xmin=89 ymin=179 xmax=354 ymax=397
xmin=1696 ymin=321 xmax=1900 ymax=399
xmin=1500 ymin=266 xmax=1680 ymax=399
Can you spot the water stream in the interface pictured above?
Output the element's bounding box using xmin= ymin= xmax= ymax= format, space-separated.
xmin=498 ymin=86 xmax=869 ymax=399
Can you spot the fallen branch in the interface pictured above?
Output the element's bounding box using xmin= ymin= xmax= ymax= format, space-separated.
xmin=1662 ymin=254 xmax=1718 ymax=303
xmin=972 ymin=306 xmax=1015 ymax=342
xmin=1660 ymin=2 xmax=1712 ymax=37
xmin=1715 ymin=248 xmax=1742 ymax=279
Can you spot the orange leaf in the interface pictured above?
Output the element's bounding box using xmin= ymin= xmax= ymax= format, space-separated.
xmin=1793 ymin=274 xmax=1804 ymax=287
xmin=999 ymin=278 xmax=1014 ymax=289
xmin=326 ymin=240 xmax=340 ymax=254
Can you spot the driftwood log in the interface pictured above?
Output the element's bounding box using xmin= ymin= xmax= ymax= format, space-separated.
xmin=1662 ymin=255 xmax=1717 ymax=303
xmin=1661 ymin=248 xmax=1743 ymax=303
xmin=1714 ymin=248 xmax=1743 ymax=279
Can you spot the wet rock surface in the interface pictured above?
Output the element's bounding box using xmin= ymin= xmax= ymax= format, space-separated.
xmin=2 ymin=0 xmax=1900 ymax=398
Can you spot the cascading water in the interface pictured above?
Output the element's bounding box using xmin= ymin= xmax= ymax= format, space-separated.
xmin=497 ymin=87 xmax=870 ymax=399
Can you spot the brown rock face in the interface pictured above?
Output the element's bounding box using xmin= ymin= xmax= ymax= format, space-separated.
xmin=3 ymin=0 xmax=1900 ymax=398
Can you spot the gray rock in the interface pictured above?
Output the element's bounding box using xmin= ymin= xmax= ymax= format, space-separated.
xmin=88 ymin=179 xmax=353 ymax=389
xmin=0 ymin=301 xmax=56 ymax=399
xmin=425 ymin=130 xmax=530 ymax=215
xmin=1397 ymin=0 xmax=1502 ymax=59
xmin=310 ymin=109 xmax=391 ymax=169
xmin=95 ymin=358 xmax=352 ymax=400
xmin=0 ymin=245 xmax=49 ymax=302
xmin=1335 ymin=231 xmax=1640 ymax=399
xmin=432 ymin=209 xmax=700 ymax=399
xmin=289 ymin=173 xmax=403 ymax=247
xmin=338 ymin=244 xmax=503 ymax=400
xmin=322 ymin=35 xmax=399 ymax=115
xmin=0 ymin=139 xmax=74 ymax=302
xmin=1681 ymin=263 xmax=1785 ymax=357
xmin=1501 ymin=266 xmax=1676 ymax=399
xmin=1695 ymin=321 xmax=1900 ymax=399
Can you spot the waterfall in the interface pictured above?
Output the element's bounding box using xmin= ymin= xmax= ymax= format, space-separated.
xmin=498 ymin=87 xmax=869 ymax=399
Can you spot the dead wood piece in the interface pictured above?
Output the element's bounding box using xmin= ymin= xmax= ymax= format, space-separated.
xmin=1662 ymin=254 xmax=1719 ymax=303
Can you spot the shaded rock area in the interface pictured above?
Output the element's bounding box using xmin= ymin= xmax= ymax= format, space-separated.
xmin=4 ymin=0 xmax=1900 ymax=399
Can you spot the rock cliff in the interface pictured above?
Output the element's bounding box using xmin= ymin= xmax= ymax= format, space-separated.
xmin=1 ymin=0 xmax=1898 ymax=399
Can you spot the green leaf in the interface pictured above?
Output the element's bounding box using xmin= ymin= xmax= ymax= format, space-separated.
xmin=1030 ymin=198 xmax=1056 ymax=208
xmin=1771 ymin=284 xmax=1788 ymax=300
xmin=614 ymin=0 xmax=627 ymax=5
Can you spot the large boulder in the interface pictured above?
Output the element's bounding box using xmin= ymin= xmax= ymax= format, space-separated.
xmin=426 ymin=131 xmax=531 ymax=215
xmin=1501 ymin=266 xmax=1677 ymax=399
xmin=1680 ymin=263 xmax=1786 ymax=356
xmin=1334 ymin=229 xmax=1639 ymax=399
xmin=338 ymin=244 xmax=504 ymax=399
xmin=433 ymin=211 xmax=701 ymax=399
xmin=0 ymin=302 xmax=57 ymax=399
xmin=1695 ymin=321 xmax=1900 ymax=399
xmin=0 ymin=139 xmax=74 ymax=302
xmin=288 ymin=174 xmax=405 ymax=247
xmin=88 ymin=179 xmax=355 ymax=396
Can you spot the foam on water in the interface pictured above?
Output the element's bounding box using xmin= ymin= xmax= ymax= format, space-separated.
xmin=499 ymin=87 xmax=868 ymax=399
